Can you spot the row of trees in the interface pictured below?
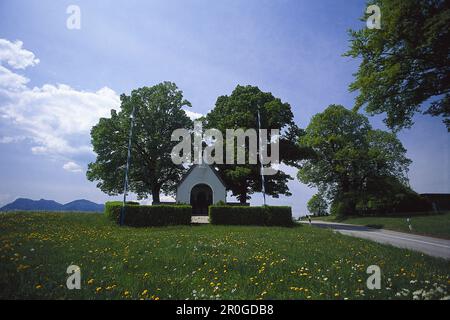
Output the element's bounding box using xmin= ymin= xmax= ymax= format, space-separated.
xmin=87 ymin=83 xmax=306 ymax=205
xmin=88 ymin=0 xmax=447 ymax=216
xmin=87 ymin=83 xmax=425 ymax=216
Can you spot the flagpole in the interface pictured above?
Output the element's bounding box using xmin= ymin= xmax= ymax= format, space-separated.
xmin=120 ymin=105 xmax=136 ymax=226
xmin=257 ymin=107 xmax=267 ymax=206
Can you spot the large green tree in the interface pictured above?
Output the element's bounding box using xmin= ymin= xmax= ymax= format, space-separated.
xmin=87 ymin=82 xmax=193 ymax=203
xmin=345 ymin=0 xmax=450 ymax=131
xmin=297 ymin=105 xmax=412 ymax=215
xmin=307 ymin=193 xmax=328 ymax=216
xmin=205 ymin=85 xmax=306 ymax=203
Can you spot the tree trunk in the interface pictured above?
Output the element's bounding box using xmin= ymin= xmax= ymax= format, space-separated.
xmin=152 ymin=186 xmax=161 ymax=204
xmin=337 ymin=176 xmax=358 ymax=216
xmin=239 ymin=192 xmax=247 ymax=204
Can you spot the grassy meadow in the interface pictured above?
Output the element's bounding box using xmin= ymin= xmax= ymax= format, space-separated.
xmin=0 ymin=212 xmax=449 ymax=300
xmin=310 ymin=212 xmax=450 ymax=239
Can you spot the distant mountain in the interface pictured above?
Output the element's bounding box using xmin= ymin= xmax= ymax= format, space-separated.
xmin=0 ymin=198 xmax=104 ymax=212
xmin=62 ymin=200 xmax=104 ymax=212
xmin=0 ymin=198 xmax=63 ymax=211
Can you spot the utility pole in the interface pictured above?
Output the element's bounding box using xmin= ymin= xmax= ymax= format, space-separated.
xmin=257 ymin=107 xmax=267 ymax=206
xmin=120 ymin=105 xmax=136 ymax=226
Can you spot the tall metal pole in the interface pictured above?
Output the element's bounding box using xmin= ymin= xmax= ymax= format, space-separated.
xmin=120 ymin=105 xmax=136 ymax=226
xmin=257 ymin=107 xmax=267 ymax=206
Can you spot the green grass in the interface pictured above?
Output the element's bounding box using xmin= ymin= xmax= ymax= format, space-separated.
xmin=310 ymin=212 xmax=450 ymax=239
xmin=0 ymin=212 xmax=449 ymax=300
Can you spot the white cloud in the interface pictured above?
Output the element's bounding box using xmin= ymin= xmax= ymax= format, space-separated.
xmin=63 ymin=161 xmax=83 ymax=173
xmin=139 ymin=195 xmax=175 ymax=204
xmin=1 ymin=84 xmax=120 ymax=156
xmin=0 ymin=135 xmax=26 ymax=144
xmin=0 ymin=38 xmax=202 ymax=162
xmin=184 ymin=109 xmax=203 ymax=120
xmin=0 ymin=39 xmax=39 ymax=69
xmin=0 ymin=65 xmax=30 ymax=91
xmin=0 ymin=38 xmax=120 ymax=158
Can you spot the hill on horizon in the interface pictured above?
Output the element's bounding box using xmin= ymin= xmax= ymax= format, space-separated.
xmin=0 ymin=198 xmax=104 ymax=212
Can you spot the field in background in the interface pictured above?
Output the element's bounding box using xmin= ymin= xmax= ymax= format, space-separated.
xmin=310 ymin=212 xmax=450 ymax=239
xmin=0 ymin=212 xmax=449 ymax=300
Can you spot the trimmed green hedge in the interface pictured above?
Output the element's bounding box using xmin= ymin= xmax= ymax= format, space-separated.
xmin=105 ymin=201 xmax=191 ymax=227
xmin=209 ymin=205 xmax=293 ymax=227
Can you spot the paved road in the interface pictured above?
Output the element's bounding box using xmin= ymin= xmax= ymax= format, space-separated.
xmin=301 ymin=220 xmax=450 ymax=260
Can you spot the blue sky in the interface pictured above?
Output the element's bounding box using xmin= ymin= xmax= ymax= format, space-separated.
xmin=0 ymin=0 xmax=448 ymax=216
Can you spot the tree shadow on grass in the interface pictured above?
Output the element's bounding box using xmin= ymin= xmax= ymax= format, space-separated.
xmin=365 ymin=224 xmax=384 ymax=229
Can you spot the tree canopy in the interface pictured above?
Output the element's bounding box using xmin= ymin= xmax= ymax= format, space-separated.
xmin=307 ymin=193 xmax=328 ymax=216
xmin=205 ymin=85 xmax=306 ymax=203
xmin=87 ymin=82 xmax=193 ymax=203
xmin=345 ymin=0 xmax=450 ymax=131
xmin=297 ymin=105 xmax=412 ymax=215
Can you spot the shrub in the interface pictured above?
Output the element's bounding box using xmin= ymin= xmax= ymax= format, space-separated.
xmin=104 ymin=201 xmax=125 ymax=223
xmin=357 ymin=177 xmax=433 ymax=215
xmin=265 ymin=206 xmax=294 ymax=226
xmin=331 ymin=191 xmax=433 ymax=217
xmin=209 ymin=205 xmax=293 ymax=227
xmin=393 ymin=193 xmax=432 ymax=214
xmin=104 ymin=202 xmax=191 ymax=227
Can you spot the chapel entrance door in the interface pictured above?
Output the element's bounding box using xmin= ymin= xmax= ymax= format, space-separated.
xmin=190 ymin=184 xmax=213 ymax=216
